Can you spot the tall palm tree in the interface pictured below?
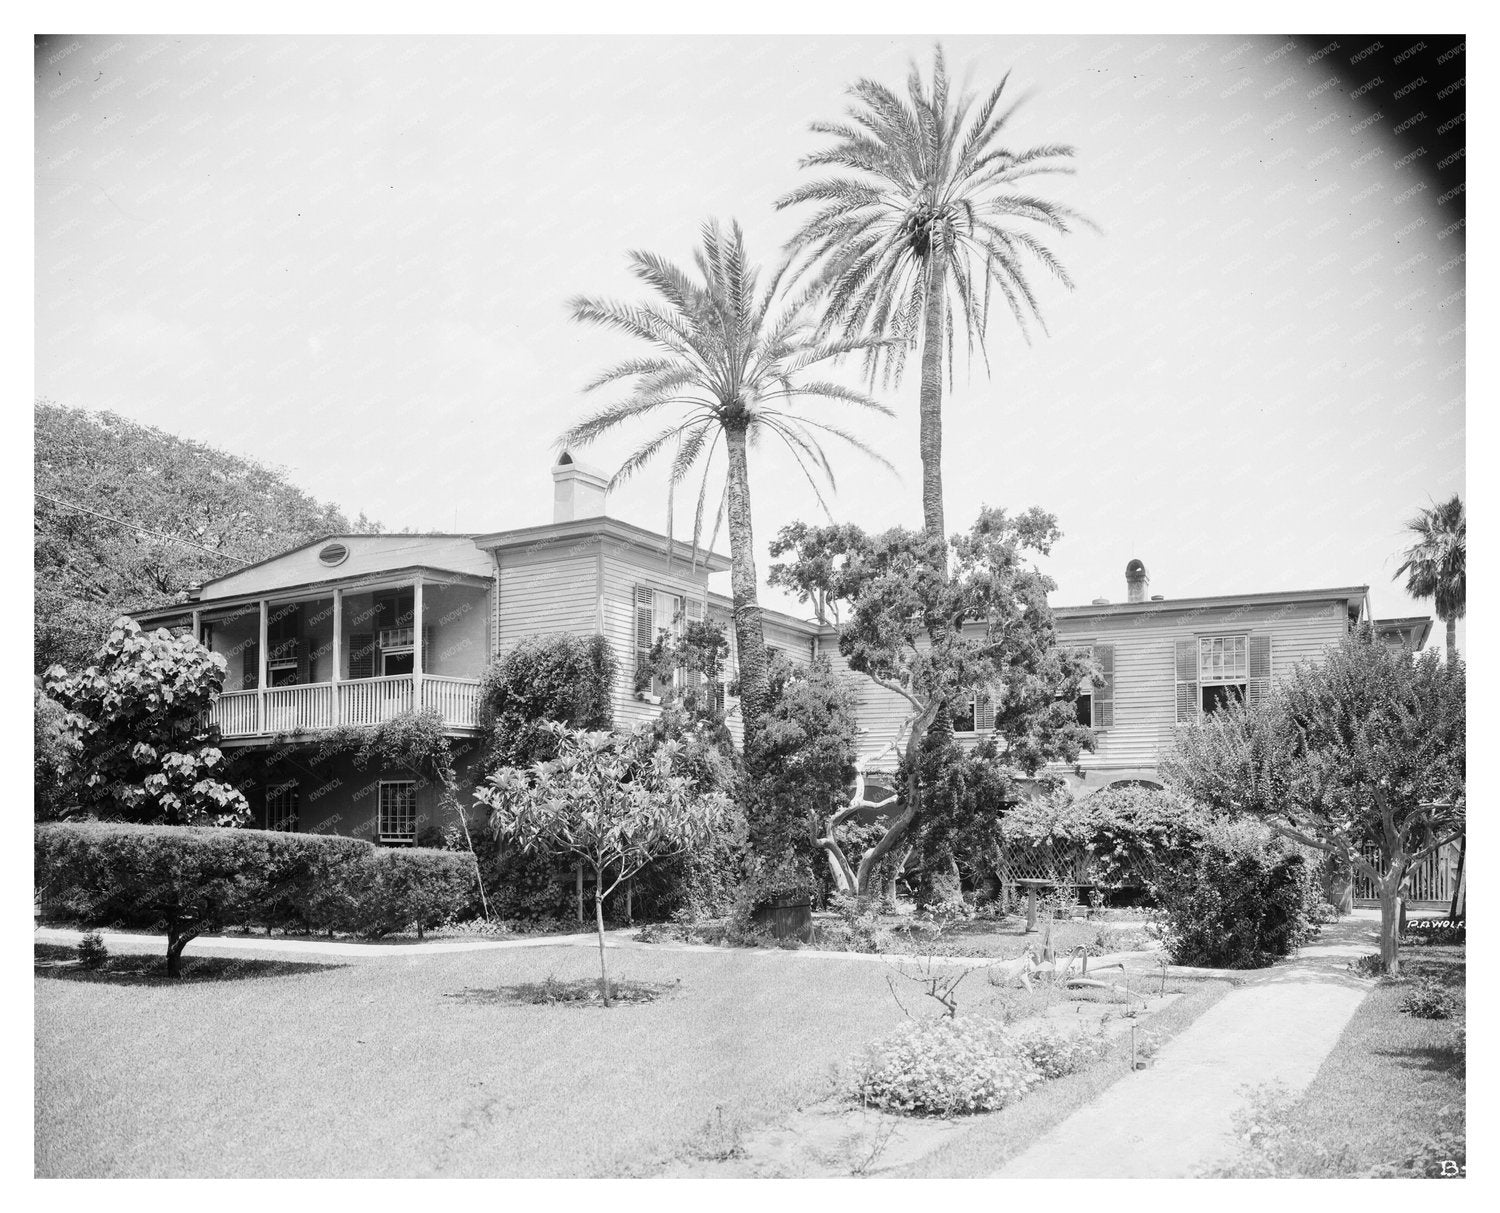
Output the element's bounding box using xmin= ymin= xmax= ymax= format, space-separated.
xmin=1393 ymin=492 xmax=1466 ymax=922
xmin=559 ymin=219 xmax=893 ymax=742
xmin=1394 ymin=493 xmax=1465 ymax=661
xmin=777 ymin=44 xmax=1091 ymax=539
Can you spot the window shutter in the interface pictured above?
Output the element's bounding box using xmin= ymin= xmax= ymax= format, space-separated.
xmin=1174 ymin=638 xmax=1198 ymax=724
xmin=1246 ymin=634 xmax=1272 ymax=704
xmin=349 ymin=633 xmax=375 ymax=680
xmin=634 ymin=586 xmax=655 ymax=692
xmin=1094 ymin=644 xmax=1115 ymax=729
xmin=243 ymin=640 xmax=259 ymax=690
xmin=686 ymin=597 xmax=704 ymax=624
xmin=974 ymin=688 xmax=996 ymax=732
xmin=422 ymin=626 xmax=432 ymax=672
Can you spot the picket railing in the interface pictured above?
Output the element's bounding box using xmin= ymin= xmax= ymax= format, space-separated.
xmin=208 ymin=675 xmax=482 ymax=737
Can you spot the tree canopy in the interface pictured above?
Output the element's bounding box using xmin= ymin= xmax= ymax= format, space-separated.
xmin=1161 ymin=626 xmax=1465 ymax=975
xmin=769 ymin=506 xmax=1095 ymax=893
xmin=34 ymin=401 xmax=372 ymax=672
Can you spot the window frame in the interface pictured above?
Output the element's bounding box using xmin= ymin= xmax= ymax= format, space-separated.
xmin=264 ymin=780 xmax=299 ymax=832
xmin=1195 ymin=633 xmax=1249 ymax=717
xmin=377 ymin=780 xmax=417 ymax=846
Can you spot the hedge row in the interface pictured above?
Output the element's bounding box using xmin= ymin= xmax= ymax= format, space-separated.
xmin=35 ymin=822 xmax=481 ymax=973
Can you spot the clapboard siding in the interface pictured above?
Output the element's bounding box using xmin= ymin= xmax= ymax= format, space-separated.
xmin=1056 ymin=597 xmax=1350 ymax=771
xmin=820 ymin=638 xmax=915 ymax=767
xmin=495 ymin=544 xmax=600 ymax=657
xmin=601 ymin=542 xmax=714 ymax=731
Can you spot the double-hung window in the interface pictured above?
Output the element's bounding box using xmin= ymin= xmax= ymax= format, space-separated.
xmin=1176 ymin=634 xmax=1272 ymax=721
xmin=1072 ymin=644 xmax=1115 ymax=729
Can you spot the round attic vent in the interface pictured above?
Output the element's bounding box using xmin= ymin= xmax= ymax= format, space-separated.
xmin=318 ymin=542 xmax=349 ymax=567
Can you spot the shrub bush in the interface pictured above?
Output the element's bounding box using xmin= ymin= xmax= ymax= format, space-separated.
xmin=1010 ymin=1025 xmax=1112 ymax=1079
xmin=853 ymin=1017 xmax=1043 ymax=1116
xmin=76 ymin=929 xmax=109 ymax=970
xmin=35 ymin=822 xmax=479 ymax=970
xmin=1398 ymin=980 xmax=1454 ymax=1020
xmin=1149 ymin=818 xmax=1320 ymax=968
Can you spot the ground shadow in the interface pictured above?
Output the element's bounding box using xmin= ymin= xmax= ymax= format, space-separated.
xmin=443 ymin=976 xmax=680 ymax=1008
xmin=35 ymin=943 xmax=345 ymax=985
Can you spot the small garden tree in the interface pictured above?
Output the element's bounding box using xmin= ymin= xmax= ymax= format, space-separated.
xmin=1161 ymin=627 xmax=1464 ymax=976
xmin=479 ymin=632 xmax=617 ymax=770
xmin=477 ymin=724 xmax=733 ymax=1004
xmin=769 ymin=507 xmax=1096 ymax=897
xmin=43 ymin=617 xmax=248 ymax=825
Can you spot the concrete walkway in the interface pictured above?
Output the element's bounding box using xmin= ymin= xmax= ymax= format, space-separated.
xmin=995 ymin=915 xmax=1383 ymax=1178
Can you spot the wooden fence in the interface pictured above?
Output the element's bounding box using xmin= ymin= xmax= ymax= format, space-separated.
xmin=1353 ymin=842 xmax=1459 ymax=905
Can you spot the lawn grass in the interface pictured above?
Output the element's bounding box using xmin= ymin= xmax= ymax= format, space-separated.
xmin=1205 ymin=942 xmax=1465 ymax=1177
xmin=894 ymin=974 xmax=1238 ymax=1177
xmin=36 ymin=939 xmax=927 ymax=1177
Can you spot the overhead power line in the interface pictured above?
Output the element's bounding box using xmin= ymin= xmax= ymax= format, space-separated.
xmin=34 ymin=491 xmax=243 ymax=563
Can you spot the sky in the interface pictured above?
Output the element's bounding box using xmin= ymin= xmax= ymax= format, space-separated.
xmin=34 ymin=33 xmax=1466 ymax=651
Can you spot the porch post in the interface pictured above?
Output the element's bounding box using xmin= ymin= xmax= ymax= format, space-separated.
xmin=257 ymin=599 xmax=269 ymax=734
xmin=332 ymin=588 xmax=343 ymax=726
xmin=191 ymin=608 xmax=201 ymax=646
xmin=412 ymin=576 xmax=424 ymax=713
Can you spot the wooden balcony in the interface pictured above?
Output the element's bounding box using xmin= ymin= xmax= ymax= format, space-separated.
xmin=210 ymin=675 xmax=483 ymax=739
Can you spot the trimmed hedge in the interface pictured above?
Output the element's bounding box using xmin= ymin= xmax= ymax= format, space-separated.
xmin=35 ymin=822 xmax=480 ymax=974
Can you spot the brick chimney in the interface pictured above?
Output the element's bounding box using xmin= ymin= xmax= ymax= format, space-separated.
xmin=552 ymin=452 xmax=609 ymax=522
xmin=1126 ymin=559 xmax=1149 ymax=604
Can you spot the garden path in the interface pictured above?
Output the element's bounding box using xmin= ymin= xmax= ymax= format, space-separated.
xmin=993 ymin=913 xmax=1383 ymax=1178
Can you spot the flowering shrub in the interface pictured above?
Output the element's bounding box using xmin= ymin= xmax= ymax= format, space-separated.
xmin=854 ymin=1017 xmax=1042 ymax=1116
xmin=1010 ymin=1026 xmax=1111 ymax=1079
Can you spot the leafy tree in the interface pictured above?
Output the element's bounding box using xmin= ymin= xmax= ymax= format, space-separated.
xmin=34 ymin=401 xmax=366 ymax=673
xmin=777 ymin=46 xmax=1091 ymax=537
xmin=44 ymin=617 xmax=248 ymax=826
xmin=34 ymin=682 xmax=84 ymax=821
xmin=557 ymin=220 xmax=894 ymax=745
xmin=478 ymin=724 xmax=733 ymax=1004
xmin=744 ymin=653 xmax=861 ymax=877
xmin=1160 ymin=628 xmax=1465 ymax=976
xmin=478 ymin=633 xmax=618 ymax=770
xmin=1394 ymin=493 xmax=1465 ymax=661
xmin=769 ymin=507 xmax=1095 ymax=895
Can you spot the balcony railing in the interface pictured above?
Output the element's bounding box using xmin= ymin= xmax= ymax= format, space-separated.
xmin=210 ymin=675 xmax=482 ymax=738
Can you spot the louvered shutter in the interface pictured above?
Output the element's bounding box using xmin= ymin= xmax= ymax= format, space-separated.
xmin=1246 ymin=634 xmax=1272 ymax=704
xmin=1094 ymin=644 xmax=1115 ymax=729
xmin=349 ymin=633 xmax=375 ymax=680
xmin=974 ymin=688 xmax=996 ymax=732
xmin=634 ymin=586 xmax=655 ymax=694
xmin=1174 ymin=638 xmax=1198 ymax=724
xmin=243 ymin=640 xmax=259 ymax=690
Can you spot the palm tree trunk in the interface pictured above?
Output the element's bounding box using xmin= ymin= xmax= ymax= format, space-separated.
xmin=723 ymin=421 xmax=769 ymax=746
xmin=917 ymin=259 xmax=947 ymax=541
xmin=1445 ymin=614 xmax=1456 ymax=662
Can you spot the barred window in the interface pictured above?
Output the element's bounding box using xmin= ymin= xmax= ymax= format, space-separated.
xmin=265 ymin=781 xmax=299 ymax=832
xmin=378 ymin=782 xmax=417 ymax=845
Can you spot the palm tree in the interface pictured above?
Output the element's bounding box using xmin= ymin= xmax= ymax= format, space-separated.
xmin=777 ymin=45 xmax=1091 ymax=539
xmin=1394 ymin=493 xmax=1465 ymax=661
xmin=559 ymin=219 xmax=893 ymax=742
xmin=1393 ymin=492 xmax=1466 ymax=922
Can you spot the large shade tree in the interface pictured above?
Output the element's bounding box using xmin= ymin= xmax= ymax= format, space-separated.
xmin=777 ymin=45 xmax=1090 ymax=538
xmin=1161 ymin=628 xmax=1465 ymax=976
xmin=558 ymin=219 xmax=893 ymax=743
xmin=769 ymin=506 xmax=1096 ymax=895
xmin=1394 ymin=493 xmax=1465 ymax=660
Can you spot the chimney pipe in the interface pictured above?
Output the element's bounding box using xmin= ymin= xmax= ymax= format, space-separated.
xmin=552 ymin=452 xmax=609 ymax=523
xmin=1126 ymin=559 xmax=1149 ymax=604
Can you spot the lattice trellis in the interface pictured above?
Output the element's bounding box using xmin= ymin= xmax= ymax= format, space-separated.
xmin=994 ymin=837 xmax=1164 ymax=889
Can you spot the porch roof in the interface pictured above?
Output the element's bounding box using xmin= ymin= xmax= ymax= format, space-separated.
xmin=129 ymin=564 xmax=492 ymax=623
